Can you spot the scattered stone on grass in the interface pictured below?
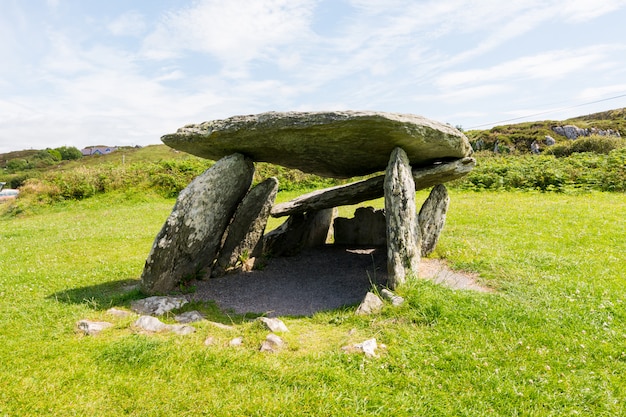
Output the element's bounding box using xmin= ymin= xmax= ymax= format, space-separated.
xmin=229 ymin=337 xmax=244 ymax=347
xmin=133 ymin=316 xmax=195 ymax=335
xmin=355 ymin=292 xmax=384 ymax=315
xmin=130 ymin=296 xmax=188 ymax=316
xmin=207 ymin=321 xmax=235 ymax=331
xmin=380 ymin=288 xmax=405 ymax=306
xmin=106 ymin=308 xmax=132 ymax=318
xmin=133 ymin=316 xmax=170 ymax=332
xmin=260 ymin=333 xmax=285 ymax=353
xmin=170 ymin=324 xmax=196 ymax=335
xmin=76 ymin=320 xmax=113 ymax=336
xmin=258 ymin=317 xmax=289 ymax=333
xmin=204 ymin=336 xmax=215 ymax=346
xmin=342 ymin=338 xmax=379 ymax=358
xmin=174 ymin=310 xmax=205 ymax=323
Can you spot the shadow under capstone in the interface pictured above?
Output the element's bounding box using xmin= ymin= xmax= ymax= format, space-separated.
xmin=191 ymin=245 xmax=388 ymax=317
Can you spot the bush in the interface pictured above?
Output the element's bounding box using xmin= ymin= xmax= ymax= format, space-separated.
xmin=56 ymin=146 xmax=83 ymax=160
xmin=544 ymin=135 xmax=625 ymax=157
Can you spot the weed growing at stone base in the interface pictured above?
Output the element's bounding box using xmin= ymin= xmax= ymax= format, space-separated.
xmin=1 ymin=191 xmax=625 ymax=416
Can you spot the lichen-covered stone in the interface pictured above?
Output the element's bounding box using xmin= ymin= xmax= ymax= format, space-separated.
xmin=212 ymin=177 xmax=279 ymax=277
xmin=162 ymin=111 xmax=472 ymax=178
xmin=418 ymin=184 xmax=450 ymax=256
xmin=384 ymin=147 xmax=421 ymax=289
xmin=141 ymin=153 xmax=254 ymax=294
xmin=270 ymin=157 xmax=475 ymax=217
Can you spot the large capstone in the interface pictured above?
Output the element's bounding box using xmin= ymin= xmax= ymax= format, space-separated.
xmin=385 ymin=147 xmax=421 ymax=289
xmin=162 ymin=111 xmax=473 ymax=178
xmin=141 ymin=153 xmax=254 ymax=294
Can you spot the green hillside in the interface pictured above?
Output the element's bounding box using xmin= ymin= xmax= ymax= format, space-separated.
xmin=466 ymin=107 xmax=626 ymax=153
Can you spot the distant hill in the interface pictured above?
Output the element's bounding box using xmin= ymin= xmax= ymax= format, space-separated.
xmin=466 ymin=107 xmax=625 ymax=153
xmin=0 ymin=149 xmax=40 ymax=168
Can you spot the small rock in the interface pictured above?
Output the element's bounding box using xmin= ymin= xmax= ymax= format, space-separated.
xmin=133 ymin=315 xmax=169 ymax=332
xmin=170 ymin=324 xmax=196 ymax=335
xmin=380 ymin=288 xmax=405 ymax=306
xmin=204 ymin=336 xmax=215 ymax=346
xmin=229 ymin=337 xmax=244 ymax=347
xmin=258 ymin=317 xmax=289 ymax=333
xmin=357 ymin=338 xmax=378 ymax=358
xmin=174 ymin=310 xmax=204 ymax=323
xmin=131 ymin=296 xmax=188 ymax=316
xmin=207 ymin=321 xmax=235 ymax=331
xmin=260 ymin=333 xmax=285 ymax=353
xmin=106 ymin=308 xmax=131 ymax=318
xmin=77 ymin=320 xmax=113 ymax=336
xmin=355 ymin=292 xmax=384 ymax=315
xmin=343 ymin=338 xmax=379 ymax=358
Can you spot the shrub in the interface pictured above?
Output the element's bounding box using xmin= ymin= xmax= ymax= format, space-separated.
xmin=569 ymin=135 xmax=624 ymax=154
xmin=544 ymin=135 xmax=625 ymax=157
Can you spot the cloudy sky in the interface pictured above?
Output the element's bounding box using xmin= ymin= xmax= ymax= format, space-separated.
xmin=1 ymin=0 xmax=626 ymax=153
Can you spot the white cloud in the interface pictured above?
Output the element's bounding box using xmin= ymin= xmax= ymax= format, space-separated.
xmin=559 ymin=0 xmax=626 ymax=21
xmin=142 ymin=0 xmax=315 ymax=68
xmin=108 ymin=11 xmax=147 ymax=37
xmin=436 ymin=47 xmax=619 ymax=89
xmin=578 ymin=84 xmax=626 ymax=100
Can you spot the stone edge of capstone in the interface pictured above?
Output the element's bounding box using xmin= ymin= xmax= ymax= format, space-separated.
xmin=162 ymin=110 xmax=465 ymax=140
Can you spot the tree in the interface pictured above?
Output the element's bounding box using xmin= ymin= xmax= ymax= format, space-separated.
xmin=56 ymin=146 xmax=83 ymax=160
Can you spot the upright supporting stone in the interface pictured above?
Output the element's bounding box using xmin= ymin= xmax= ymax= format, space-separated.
xmin=384 ymin=147 xmax=421 ymax=289
xmin=263 ymin=208 xmax=336 ymax=257
xmin=141 ymin=153 xmax=254 ymax=294
xmin=334 ymin=207 xmax=386 ymax=246
xmin=418 ymin=184 xmax=450 ymax=257
xmin=212 ymin=177 xmax=279 ymax=277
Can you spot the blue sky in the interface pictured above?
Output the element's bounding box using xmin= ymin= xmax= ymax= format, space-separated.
xmin=2 ymin=0 xmax=626 ymax=153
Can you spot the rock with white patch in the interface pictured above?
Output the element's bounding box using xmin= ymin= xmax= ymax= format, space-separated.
xmin=131 ymin=296 xmax=188 ymax=316
xmin=141 ymin=153 xmax=254 ymax=294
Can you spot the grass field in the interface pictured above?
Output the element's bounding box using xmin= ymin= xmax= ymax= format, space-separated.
xmin=1 ymin=190 xmax=625 ymax=416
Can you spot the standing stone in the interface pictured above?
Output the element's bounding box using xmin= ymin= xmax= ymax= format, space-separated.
xmin=212 ymin=177 xmax=279 ymax=277
xmin=418 ymin=184 xmax=450 ymax=257
xmin=263 ymin=208 xmax=336 ymax=256
xmin=141 ymin=153 xmax=254 ymax=294
xmin=384 ymin=147 xmax=421 ymax=289
xmin=334 ymin=207 xmax=386 ymax=246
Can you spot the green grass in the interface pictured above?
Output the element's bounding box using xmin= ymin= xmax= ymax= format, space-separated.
xmin=1 ymin=190 xmax=625 ymax=416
